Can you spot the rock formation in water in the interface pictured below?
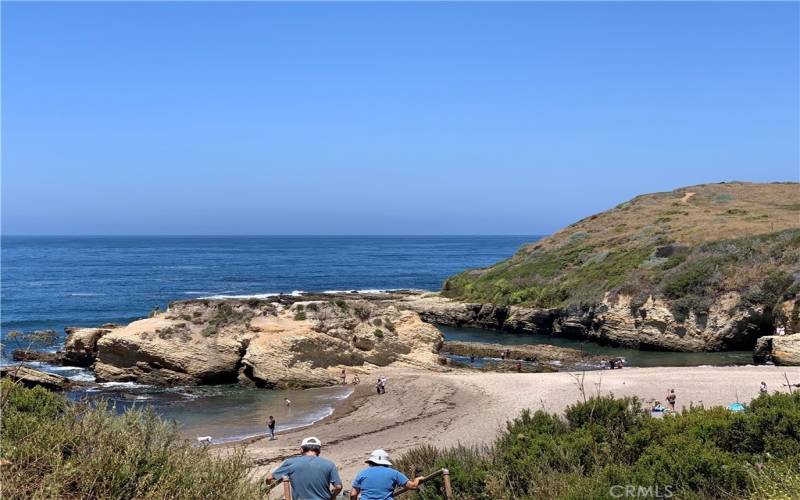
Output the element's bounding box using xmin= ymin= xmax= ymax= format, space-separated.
xmin=438 ymin=182 xmax=800 ymax=360
xmin=439 ymin=340 xmax=601 ymax=367
xmin=754 ymin=333 xmax=800 ymax=366
xmin=0 ymin=365 xmax=76 ymax=391
xmin=64 ymin=295 xmax=443 ymax=388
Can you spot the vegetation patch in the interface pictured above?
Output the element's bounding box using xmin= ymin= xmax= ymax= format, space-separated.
xmin=395 ymin=392 xmax=800 ymax=500
xmin=443 ymin=182 xmax=800 ymax=321
xmin=0 ymin=380 xmax=266 ymax=499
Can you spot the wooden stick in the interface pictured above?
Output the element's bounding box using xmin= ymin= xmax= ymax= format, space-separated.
xmin=785 ymin=372 xmax=794 ymax=394
xmin=394 ymin=469 xmax=446 ymax=497
xmin=442 ymin=469 xmax=454 ymax=500
xmin=283 ymin=480 xmax=291 ymax=500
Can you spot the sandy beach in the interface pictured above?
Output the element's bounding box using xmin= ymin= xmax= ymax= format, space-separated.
xmin=242 ymin=365 xmax=800 ymax=495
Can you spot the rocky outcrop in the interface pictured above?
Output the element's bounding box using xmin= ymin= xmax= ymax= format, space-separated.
xmin=440 ymin=340 xmax=601 ymax=366
xmin=90 ymin=297 xmax=443 ymax=388
xmin=63 ymin=327 xmax=111 ymax=366
xmin=12 ymin=350 xmax=64 ymax=364
xmin=754 ymin=334 xmax=800 ymax=365
xmin=0 ymin=365 xmax=74 ymax=391
xmin=397 ymin=292 xmax=774 ymax=352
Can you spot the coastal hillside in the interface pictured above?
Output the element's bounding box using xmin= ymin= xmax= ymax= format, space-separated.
xmin=442 ymin=182 xmax=800 ymax=351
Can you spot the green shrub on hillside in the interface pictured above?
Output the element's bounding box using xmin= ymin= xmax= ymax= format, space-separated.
xmin=443 ymin=229 xmax=800 ymax=321
xmin=395 ymin=392 xmax=800 ymax=500
xmin=0 ymin=379 xmax=266 ymax=499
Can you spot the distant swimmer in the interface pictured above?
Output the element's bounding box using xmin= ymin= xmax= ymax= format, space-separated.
xmin=285 ymin=397 xmax=292 ymax=407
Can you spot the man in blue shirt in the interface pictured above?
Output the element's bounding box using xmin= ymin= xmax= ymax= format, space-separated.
xmin=350 ymin=449 xmax=423 ymax=500
xmin=266 ymin=437 xmax=343 ymax=500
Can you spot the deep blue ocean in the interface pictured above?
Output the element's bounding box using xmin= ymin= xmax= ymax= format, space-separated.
xmin=1 ymin=235 xmax=534 ymax=360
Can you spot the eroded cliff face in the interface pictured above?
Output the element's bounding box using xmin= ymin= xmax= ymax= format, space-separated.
xmin=399 ymin=292 xmax=792 ymax=355
xmin=78 ymin=297 xmax=443 ymax=388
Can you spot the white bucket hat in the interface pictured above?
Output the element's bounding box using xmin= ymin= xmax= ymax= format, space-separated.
xmin=301 ymin=437 xmax=322 ymax=447
xmin=366 ymin=449 xmax=392 ymax=466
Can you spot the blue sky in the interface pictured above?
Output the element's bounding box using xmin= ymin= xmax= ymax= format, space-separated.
xmin=2 ymin=2 xmax=798 ymax=235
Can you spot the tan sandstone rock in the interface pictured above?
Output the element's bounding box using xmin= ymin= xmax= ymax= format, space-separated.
xmin=91 ymin=298 xmax=443 ymax=388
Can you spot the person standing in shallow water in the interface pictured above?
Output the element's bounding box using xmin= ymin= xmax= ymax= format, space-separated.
xmin=268 ymin=415 xmax=276 ymax=440
xmin=350 ymin=449 xmax=423 ymax=500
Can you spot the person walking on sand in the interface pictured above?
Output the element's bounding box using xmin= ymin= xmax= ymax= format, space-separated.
xmin=666 ymin=389 xmax=677 ymax=411
xmin=266 ymin=437 xmax=342 ymax=500
xmin=340 ymin=368 xmax=347 ymax=385
xmin=267 ymin=415 xmax=276 ymax=440
xmin=350 ymin=449 xmax=423 ymax=500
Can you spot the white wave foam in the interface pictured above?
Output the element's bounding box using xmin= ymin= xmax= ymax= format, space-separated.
xmin=69 ymin=293 xmax=105 ymax=297
xmin=68 ymin=372 xmax=97 ymax=382
xmin=198 ymin=288 xmax=427 ymax=300
xmin=201 ymin=292 xmax=280 ymax=300
xmin=321 ymin=288 xmax=427 ymax=294
xmin=200 ymin=290 xmax=304 ymax=300
xmin=99 ymin=381 xmax=152 ymax=389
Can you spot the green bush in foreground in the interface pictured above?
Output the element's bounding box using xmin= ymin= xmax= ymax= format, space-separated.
xmin=394 ymin=393 xmax=800 ymax=500
xmin=0 ymin=379 xmax=266 ymax=499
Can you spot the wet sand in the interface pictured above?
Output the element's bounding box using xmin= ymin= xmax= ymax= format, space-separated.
xmin=239 ymin=366 xmax=800 ymax=497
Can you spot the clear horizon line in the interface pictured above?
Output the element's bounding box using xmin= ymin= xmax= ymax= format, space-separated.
xmin=2 ymin=233 xmax=546 ymax=238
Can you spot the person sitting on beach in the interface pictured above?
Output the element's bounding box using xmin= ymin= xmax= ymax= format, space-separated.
xmin=350 ymin=449 xmax=423 ymax=500
xmin=266 ymin=437 xmax=343 ymax=500
xmin=665 ymin=389 xmax=676 ymax=411
xmin=760 ymin=381 xmax=768 ymax=395
xmin=651 ymin=401 xmax=665 ymax=412
xmin=352 ymin=374 xmax=360 ymax=385
xmin=268 ymin=415 xmax=276 ymax=440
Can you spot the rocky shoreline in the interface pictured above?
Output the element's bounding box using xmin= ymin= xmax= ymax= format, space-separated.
xmin=398 ymin=293 xmax=799 ymax=363
xmin=8 ymin=290 xmax=799 ymax=391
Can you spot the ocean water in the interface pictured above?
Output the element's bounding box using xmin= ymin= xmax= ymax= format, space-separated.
xmin=1 ymin=235 xmax=535 ymax=358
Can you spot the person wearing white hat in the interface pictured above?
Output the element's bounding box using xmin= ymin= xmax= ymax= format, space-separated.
xmin=266 ymin=437 xmax=342 ymax=500
xmin=349 ymin=449 xmax=423 ymax=500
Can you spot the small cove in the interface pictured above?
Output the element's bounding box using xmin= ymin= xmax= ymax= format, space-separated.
xmin=437 ymin=325 xmax=754 ymax=367
xmin=68 ymin=382 xmax=353 ymax=445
